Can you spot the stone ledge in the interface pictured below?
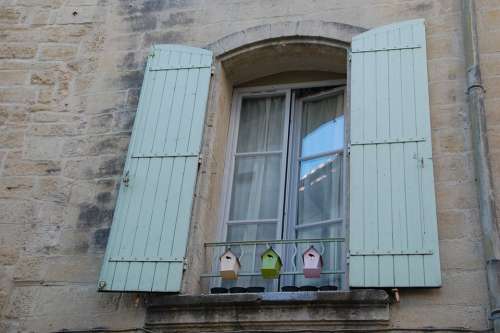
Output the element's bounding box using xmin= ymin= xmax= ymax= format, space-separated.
xmin=145 ymin=290 xmax=390 ymax=332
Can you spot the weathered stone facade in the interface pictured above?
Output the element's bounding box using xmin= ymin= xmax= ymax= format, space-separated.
xmin=0 ymin=0 xmax=499 ymax=332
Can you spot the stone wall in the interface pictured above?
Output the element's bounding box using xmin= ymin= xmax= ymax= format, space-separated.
xmin=0 ymin=0 xmax=495 ymax=332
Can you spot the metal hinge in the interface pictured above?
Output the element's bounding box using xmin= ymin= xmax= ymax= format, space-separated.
xmin=211 ymin=65 xmax=215 ymax=75
xmin=98 ymin=280 xmax=106 ymax=290
xmin=122 ymin=170 xmax=130 ymax=187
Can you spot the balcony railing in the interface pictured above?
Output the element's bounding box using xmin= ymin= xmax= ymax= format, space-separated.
xmin=200 ymin=238 xmax=346 ymax=293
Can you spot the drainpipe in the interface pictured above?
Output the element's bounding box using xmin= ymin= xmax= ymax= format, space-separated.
xmin=462 ymin=1 xmax=500 ymax=331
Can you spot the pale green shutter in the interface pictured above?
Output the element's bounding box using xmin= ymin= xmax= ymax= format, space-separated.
xmin=98 ymin=45 xmax=212 ymax=292
xmin=349 ymin=19 xmax=441 ymax=287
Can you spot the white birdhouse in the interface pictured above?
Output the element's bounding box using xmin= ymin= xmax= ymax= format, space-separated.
xmin=303 ymin=246 xmax=323 ymax=278
xmin=219 ymin=249 xmax=241 ymax=280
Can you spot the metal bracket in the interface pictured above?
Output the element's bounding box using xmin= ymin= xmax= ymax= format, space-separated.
xmin=350 ymin=249 xmax=433 ymax=256
xmin=98 ymin=280 xmax=106 ymax=290
xmin=351 ymin=137 xmax=426 ymax=145
xmin=109 ymin=256 xmax=184 ymax=263
xmin=351 ymin=44 xmax=421 ymax=53
xmin=122 ymin=171 xmax=130 ymax=187
xmin=131 ymin=152 xmax=199 ymax=159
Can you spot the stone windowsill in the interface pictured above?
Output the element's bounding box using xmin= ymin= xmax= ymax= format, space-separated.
xmin=145 ymin=290 xmax=390 ymax=332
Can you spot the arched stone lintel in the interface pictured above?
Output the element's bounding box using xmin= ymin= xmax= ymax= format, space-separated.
xmin=206 ymin=20 xmax=367 ymax=58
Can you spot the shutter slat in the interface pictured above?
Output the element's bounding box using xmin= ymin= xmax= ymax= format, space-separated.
xmin=98 ymin=45 xmax=212 ymax=292
xmin=349 ymin=35 xmax=366 ymax=287
xmin=349 ymin=19 xmax=441 ymax=288
xmin=375 ymin=28 xmax=394 ymax=287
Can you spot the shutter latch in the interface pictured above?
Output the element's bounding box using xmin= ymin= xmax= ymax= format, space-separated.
xmin=122 ymin=171 xmax=130 ymax=187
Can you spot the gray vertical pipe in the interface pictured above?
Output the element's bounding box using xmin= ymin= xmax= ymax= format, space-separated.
xmin=462 ymin=1 xmax=500 ymax=331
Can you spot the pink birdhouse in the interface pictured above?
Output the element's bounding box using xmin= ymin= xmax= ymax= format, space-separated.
xmin=219 ymin=249 xmax=241 ymax=280
xmin=303 ymin=246 xmax=323 ymax=278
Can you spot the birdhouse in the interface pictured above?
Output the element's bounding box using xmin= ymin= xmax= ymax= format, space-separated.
xmin=303 ymin=246 xmax=323 ymax=278
xmin=260 ymin=247 xmax=282 ymax=279
xmin=219 ymin=249 xmax=240 ymax=280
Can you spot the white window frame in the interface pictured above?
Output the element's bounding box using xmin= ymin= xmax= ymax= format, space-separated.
xmin=217 ymin=79 xmax=348 ymax=289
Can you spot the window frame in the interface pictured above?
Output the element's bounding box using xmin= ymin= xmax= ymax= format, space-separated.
xmin=217 ymin=79 xmax=348 ymax=289
xmin=284 ymin=86 xmax=348 ymax=289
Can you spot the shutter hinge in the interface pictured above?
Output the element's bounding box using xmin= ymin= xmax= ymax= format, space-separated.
xmin=183 ymin=258 xmax=188 ymax=271
xmin=122 ymin=171 xmax=130 ymax=187
xmin=98 ymin=280 xmax=106 ymax=290
xmin=198 ymin=154 xmax=203 ymax=165
xmin=346 ymin=252 xmax=350 ymax=264
xmin=348 ymin=50 xmax=352 ymax=63
xmin=211 ymin=65 xmax=215 ymax=76
xmin=149 ymin=50 xmax=155 ymax=58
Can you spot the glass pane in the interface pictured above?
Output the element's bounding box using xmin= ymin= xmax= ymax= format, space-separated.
xmin=229 ymin=154 xmax=281 ymax=220
xmin=223 ymin=223 xmax=277 ymax=290
xmin=295 ymin=223 xmax=343 ymax=288
xmin=298 ymin=154 xmax=342 ymax=225
xmin=237 ymin=96 xmax=285 ymax=153
xmin=301 ymin=94 xmax=344 ymax=158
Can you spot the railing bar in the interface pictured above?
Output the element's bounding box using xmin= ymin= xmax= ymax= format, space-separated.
xmin=299 ymin=149 xmax=343 ymax=162
xmin=205 ymin=238 xmax=345 ymax=247
xmin=201 ymin=271 xmax=346 ymax=278
xmin=234 ymin=151 xmax=282 ymax=157
xmin=227 ymin=219 xmax=279 ymax=224
xmin=294 ymin=218 xmax=343 ymax=230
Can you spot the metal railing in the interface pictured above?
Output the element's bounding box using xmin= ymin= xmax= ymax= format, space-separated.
xmin=200 ymin=238 xmax=346 ymax=292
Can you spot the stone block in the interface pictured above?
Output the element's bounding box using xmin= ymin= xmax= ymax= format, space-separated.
xmin=3 ymin=152 xmax=61 ymax=176
xmin=0 ymin=7 xmax=26 ymax=23
xmin=0 ymin=199 xmax=33 ymax=225
xmin=439 ymin=238 xmax=484 ymax=271
xmin=23 ymin=136 xmax=62 ymax=160
xmin=0 ymin=129 xmax=24 ymax=149
xmin=68 ymin=181 xmax=95 ymax=206
xmin=430 ymin=103 xmax=467 ymax=130
xmin=391 ymin=303 xmax=487 ymax=330
xmin=0 ymin=71 xmax=29 ymax=86
xmin=55 ymin=5 xmax=101 ymax=24
xmin=427 ymin=33 xmax=461 ymax=60
xmin=0 ymin=177 xmax=35 ymax=199
xmin=29 ymin=122 xmax=85 ymax=137
xmin=4 ymin=286 xmax=39 ymax=319
xmin=63 ymin=155 xmax=125 ymax=180
xmin=438 ymin=208 xmax=481 ymax=241
xmin=34 ymin=284 xmax=121 ymax=316
xmin=88 ymin=113 xmax=114 ymax=134
xmin=37 ymin=86 xmax=54 ymax=104
xmin=13 ymin=256 xmax=47 ymax=281
xmin=433 ymin=153 xmax=471 ymax=183
xmin=0 ymin=247 xmax=19 ymax=265
xmin=87 ymin=134 xmax=130 ymax=156
xmin=30 ymin=10 xmax=51 ymax=25
xmin=0 ymin=44 xmax=37 ymax=59
xmin=33 ymin=177 xmax=70 ymax=205
xmin=30 ymin=71 xmax=57 ymax=85
xmin=39 ymin=44 xmax=78 ymax=61
xmin=433 ymin=127 xmax=467 ymax=154
xmin=0 ymin=87 xmax=37 ymax=103
xmin=436 ymin=181 xmax=477 ymax=210
xmin=43 ymin=255 xmax=101 ymax=283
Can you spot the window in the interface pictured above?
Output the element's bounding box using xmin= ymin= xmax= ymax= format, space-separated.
xmin=99 ymin=19 xmax=442 ymax=294
xmin=218 ymin=83 xmax=347 ymax=291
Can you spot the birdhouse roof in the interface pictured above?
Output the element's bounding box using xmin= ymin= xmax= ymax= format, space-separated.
xmin=302 ymin=246 xmax=323 ymax=264
xmin=260 ymin=247 xmax=283 ymax=265
xmin=220 ymin=249 xmax=241 ymax=265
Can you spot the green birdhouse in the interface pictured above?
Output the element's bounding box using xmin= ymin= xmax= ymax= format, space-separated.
xmin=260 ymin=247 xmax=282 ymax=279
